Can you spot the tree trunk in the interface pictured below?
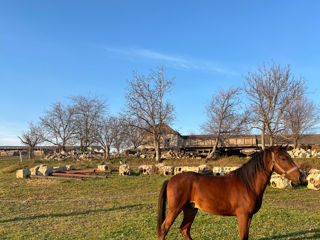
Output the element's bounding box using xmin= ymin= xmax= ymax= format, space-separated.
xmin=269 ymin=135 xmax=273 ymax=147
xmin=28 ymin=147 xmax=32 ymax=160
xmin=294 ymin=137 xmax=298 ymax=149
xmin=154 ymin=136 xmax=161 ymax=162
xmin=28 ymin=146 xmax=34 ymax=160
xmin=206 ymin=136 xmax=219 ymax=160
xmin=104 ymin=145 xmax=110 ymax=163
xmin=80 ymin=139 xmax=84 ymax=152
xmin=116 ymin=148 xmax=120 ymax=157
xmin=261 ymin=124 xmax=265 ymax=150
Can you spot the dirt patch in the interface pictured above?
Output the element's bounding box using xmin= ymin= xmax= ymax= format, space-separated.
xmin=26 ymin=179 xmax=60 ymax=186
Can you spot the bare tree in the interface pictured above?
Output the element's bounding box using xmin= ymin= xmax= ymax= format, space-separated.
xmin=122 ymin=117 xmax=144 ymax=149
xmin=203 ymin=87 xmax=250 ymax=159
xmin=125 ymin=66 xmax=174 ymax=162
xmin=18 ymin=123 xmax=43 ymax=160
xmin=111 ymin=117 xmax=126 ymax=156
xmin=245 ymin=62 xmax=305 ymax=149
xmin=95 ymin=116 xmax=119 ymax=162
xmin=72 ymin=95 xmax=107 ymax=151
xmin=40 ymin=102 xmax=76 ymax=151
xmin=283 ymin=97 xmax=319 ymax=148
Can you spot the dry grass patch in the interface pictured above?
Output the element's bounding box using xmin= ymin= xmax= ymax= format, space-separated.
xmin=25 ymin=179 xmax=61 ymax=186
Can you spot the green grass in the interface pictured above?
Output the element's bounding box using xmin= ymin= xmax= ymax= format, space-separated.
xmin=0 ymin=156 xmax=320 ymax=239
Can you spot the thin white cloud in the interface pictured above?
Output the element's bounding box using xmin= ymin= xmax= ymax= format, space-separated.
xmin=104 ymin=47 xmax=238 ymax=76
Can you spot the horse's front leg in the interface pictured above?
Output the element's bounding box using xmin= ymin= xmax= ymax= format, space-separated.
xmin=237 ymin=213 xmax=252 ymax=240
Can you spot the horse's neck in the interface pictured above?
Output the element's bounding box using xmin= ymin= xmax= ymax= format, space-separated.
xmin=253 ymin=153 xmax=273 ymax=196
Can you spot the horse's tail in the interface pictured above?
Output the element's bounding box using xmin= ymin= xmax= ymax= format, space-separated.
xmin=157 ymin=180 xmax=169 ymax=236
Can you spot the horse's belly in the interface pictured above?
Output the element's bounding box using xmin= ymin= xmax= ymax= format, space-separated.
xmin=191 ymin=200 xmax=235 ymax=216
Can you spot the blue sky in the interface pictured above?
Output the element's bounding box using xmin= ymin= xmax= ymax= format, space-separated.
xmin=1 ymin=1 xmax=320 ymax=145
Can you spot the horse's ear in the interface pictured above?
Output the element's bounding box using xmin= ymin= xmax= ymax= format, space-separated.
xmin=273 ymin=145 xmax=283 ymax=153
xmin=281 ymin=144 xmax=289 ymax=151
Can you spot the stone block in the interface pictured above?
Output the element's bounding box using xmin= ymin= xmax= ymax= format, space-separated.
xmin=307 ymin=171 xmax=320 ymax=190
xmin=138 ymin=165 xmax=156 ymax=175
xmin=174 ymin=166 xmax=200 ymax=175
xmin=30 ymin=166 xmax=40 ymax=175
xmin=97 ymin=165 xmax=109 ymax=171
xmin=65 ymin=165 xmax=75 ymax=171
xmin=119 ymin=164 xmax=131 ymax=176
xmin=53 ymin=166 xmax=67 ymax=173
xmin=38 ymin=165 xmax=53 ymax=176
xmin=160 ymin=166 xmax=174 ymax=176
xmin=16 ymin=169 xmax=31 ymax=178
xmin=212 ymin=167 xmax=225 ymax=176
xmin=270 ymin=173 xmax=292 ymax=189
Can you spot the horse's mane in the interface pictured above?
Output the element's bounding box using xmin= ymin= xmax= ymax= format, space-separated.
xmin=231 ymin=148 xmax=270 ymax=191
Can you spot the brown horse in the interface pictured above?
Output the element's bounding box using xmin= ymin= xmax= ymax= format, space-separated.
xmin=157 ymin=146 xmax=305 ymax=240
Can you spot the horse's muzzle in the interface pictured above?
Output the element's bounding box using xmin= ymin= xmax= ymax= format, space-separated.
xmin=299 ymin=171 xmax=308 ymax=186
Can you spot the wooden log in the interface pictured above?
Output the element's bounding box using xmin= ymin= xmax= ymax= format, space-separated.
xmin=52 ymin=173 xmax=107 ymax=178
xmin=62 ymin=168 xmax=111 ymax=174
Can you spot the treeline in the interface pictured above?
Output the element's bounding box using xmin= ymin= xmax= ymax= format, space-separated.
xmin=203 ymin=62 xmax=319 ymax=159
xmin=19 ymin=63 xmax=319 ymax=161
xmin=19 ymin=96 xmax=143 ymax=161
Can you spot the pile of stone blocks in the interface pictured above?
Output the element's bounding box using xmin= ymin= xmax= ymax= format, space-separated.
xmin=161 ymin=150 xmax=180 ymax=159
xmin=287 ymin=149 xmax=320 ymax=158
xmin=45 ymin=149 xmax=104 ymax=161
xmin=45 ymin=153 xmax=68 ymax=161
xmin=17 ymin=164 xmax=72 ymax=178
xmin=119 ymin=164 xmax=131 ymax=176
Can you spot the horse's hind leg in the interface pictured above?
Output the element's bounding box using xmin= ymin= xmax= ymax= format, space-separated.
xmin=180 ymin=206 xmax=198 ymax=240
xmin=159 ymin=208 xmax=181 ymax=240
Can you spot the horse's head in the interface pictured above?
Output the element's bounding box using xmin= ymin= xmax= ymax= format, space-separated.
xmin=270 ymin=146 xmax=306 ymax=185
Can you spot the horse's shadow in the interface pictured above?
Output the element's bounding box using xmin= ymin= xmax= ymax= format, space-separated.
xmin=259 ymin=228 xmax=320 ymax=240
xmin=0 ymin=203 xmax=144 ymax=224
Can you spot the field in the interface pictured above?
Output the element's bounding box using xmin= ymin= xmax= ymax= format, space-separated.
xmin=0 ymin=156 xmax=320 ymax=240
